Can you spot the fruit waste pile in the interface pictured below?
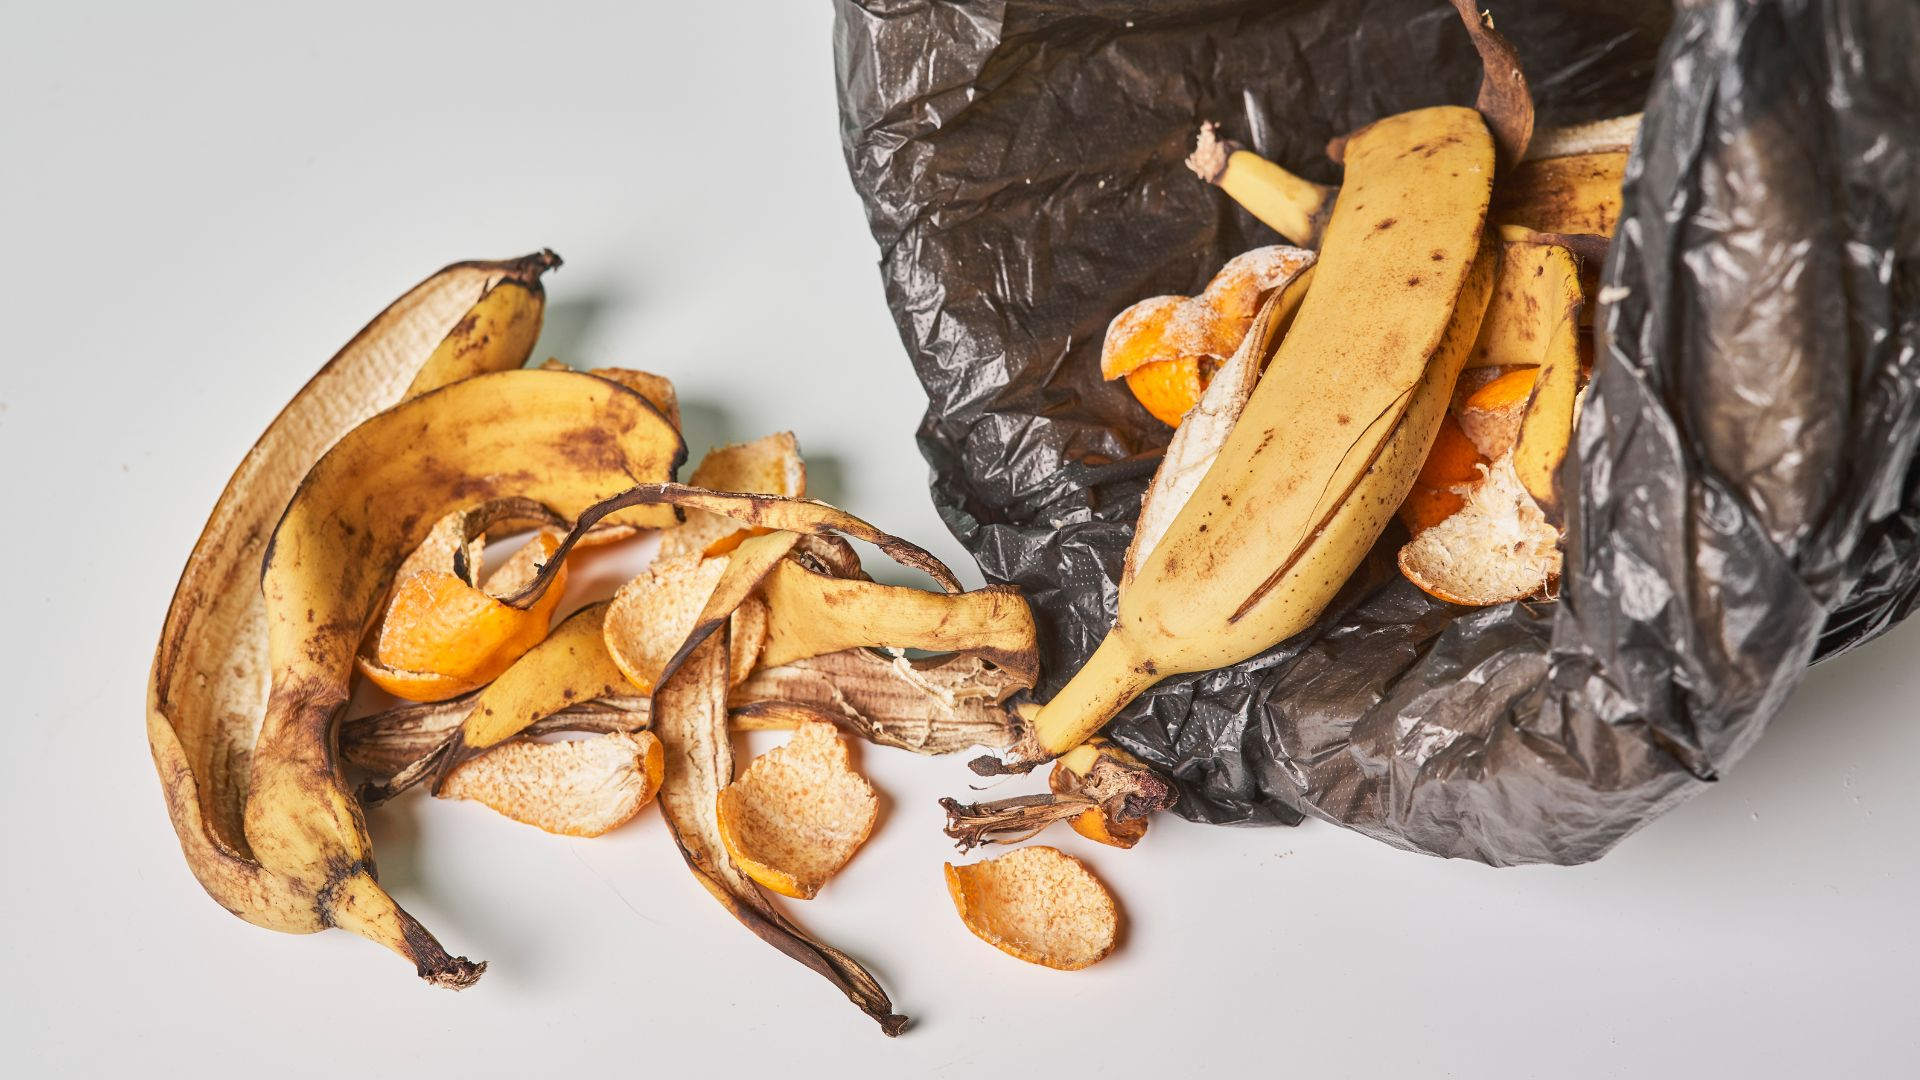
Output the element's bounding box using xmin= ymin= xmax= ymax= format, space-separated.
xmin=148 ymin=0 xmax=1639 ymax=1035
xmin=954 ymin=2 xmax=1626 ymax=781
xmin=148 ymin=251 xmax=1121 ymax=1036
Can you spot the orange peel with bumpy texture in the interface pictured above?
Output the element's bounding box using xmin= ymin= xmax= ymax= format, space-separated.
xmin=715 ymin=720 xmax=878 ymax=900
xmin=944 ymin=846 xmax=1119 ymax=970
xmin=358 ymin=530 xmax=569 ymax=701
xmin=661 ymin=432 xmax=807 ymax=563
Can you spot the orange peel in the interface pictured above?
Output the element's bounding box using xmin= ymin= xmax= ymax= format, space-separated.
xmin=944 ymin=846 xmax=1119 ymax=970
xmin=359 ymin=529 xmax=569 ymax=701
xmin=662 ymin=432 xmax=807 ymax=562
xmin=715 ymin=720 xmax=878 ymax=900
xmin=439 ymin=731 xmax=664 ymax=838
xmin=1454 ymin=365 xmax=1538 ymax=459
xmin=602 ymin=553 xmax=769 ymax=696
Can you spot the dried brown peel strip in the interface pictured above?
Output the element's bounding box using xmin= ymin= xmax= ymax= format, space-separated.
xmin=940 ymin=794 xmax=1095 ymax=852
xmin=500 ymin=483 xmax=963 ymax=607
xmin=944 ymin=739 xmax=1171 ymax=851
xmin=653 ymin=632 xmax=907 ymax=1034
xmin=662 ymin=433 xmax=808 ymax=563
xmin=238 ymin=369 xmax=681 ymax=986
xmin=439 ymin=731 xmax=664 ymax=838
xmin=344 ymin=697 xmax=648 ymax=783
xmin=1449 ymin=0 xmax=1533 ymax=171
xmin=734 ymin=650 xmax=1019 ymax=754
xmin=944 ymin=847 xmax=1119 ymax=971
xmin=1323 ymin=4 xmax=1531 ymax=170
xmin=149 ymin=251 xmax=563 ymax=984
xmin=758 ymin=559 xmax=1038 ymax=687
xmin=716 ymin=720 xmax=879 ymax=900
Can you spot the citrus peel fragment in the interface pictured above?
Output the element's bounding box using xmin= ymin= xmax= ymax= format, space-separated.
xmin=944 ymin=847 xmax=1119 ymax=971
xmin=439 ymin=731 xmax=664 ymax=838
xmin=359 ymin=529 xmax=570 ymax=701
xmin=663 ymin=432 xmax=807 ymax=562
xmin=716 ymin=720 xmax=879 ymax=900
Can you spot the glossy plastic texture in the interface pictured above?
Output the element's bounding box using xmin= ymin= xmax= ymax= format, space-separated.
xmin=833 ymin=0 xmax=1920 ymax=864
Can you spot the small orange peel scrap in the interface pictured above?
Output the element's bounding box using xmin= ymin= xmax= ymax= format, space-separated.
xmin=715 ymin=719 xmax=879 ymax=900
xmin=359 ymin=528 xmax=570 ymax=701
xmin=603 ymin=554 xmax=765 ymax=693
xmin=944 ymin=846 xmax=1119 ymax=970
xmin=663 ymin=432 xmax=808 ymax=562
xmin=439 ymin=731 xmax=665 ymax=838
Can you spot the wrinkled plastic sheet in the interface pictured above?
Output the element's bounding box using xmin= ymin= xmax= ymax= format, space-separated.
xmin=833 ymin=0 xmax=1920 ymax=864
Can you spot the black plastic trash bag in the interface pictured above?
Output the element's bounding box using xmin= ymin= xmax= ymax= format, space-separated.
xmin=832 ymin=0 xmax=1920 ymax=865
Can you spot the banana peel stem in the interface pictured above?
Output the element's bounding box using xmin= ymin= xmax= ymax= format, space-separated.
xmin=324 ymin=870 xmax=483 ymax=990
xmin=974 ymin=634 xmax=1160 ymax=774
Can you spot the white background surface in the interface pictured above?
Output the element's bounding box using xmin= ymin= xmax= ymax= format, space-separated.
xmin=4 ymin=3 xmax=1915 ymax=1077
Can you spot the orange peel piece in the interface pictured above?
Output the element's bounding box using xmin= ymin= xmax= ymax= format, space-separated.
xmin=1399 ymin=454 xmax=1562 ymax=606
xmin=1399 ymin=414 xmax=1487 ymax=537
xmin=944 ymin=846 xmax=1119 ymax=970
xmin=439 ymin=731 xmax=664 ymax=838
xmin=663 ymin=432 xmax=808 ymax=562
xmin=715 ymin=720 xmax=878 ymax=900
xmin=602 ymin=554 xmax=764 ymax=694
xmin=359 ymin=530 xmax=569 ymax=701
xmin=1199 ymin=245 xmax=1317 ymax=323
xmin=1454 ymin=365 xmax=1538 ymax=459
xmin=1123 ymin=357 xmax=1214 ymax=428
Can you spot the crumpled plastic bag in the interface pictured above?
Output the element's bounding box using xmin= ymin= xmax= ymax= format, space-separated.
xmin=832 ymin=0 xmax=1920 ymax=864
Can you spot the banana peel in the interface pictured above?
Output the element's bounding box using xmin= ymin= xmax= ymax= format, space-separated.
xmin=994 ymin=108 xmax=1499 ymax=772
xmin=757 ymin=558 xmax=1040 ymax=687
xmin=149 ymin=251 xmax=565 ymax=985
xmin=241 ymin=368 xmax=681 ymax=984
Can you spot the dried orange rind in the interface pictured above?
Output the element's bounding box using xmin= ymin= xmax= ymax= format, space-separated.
xmin=716 ymin=720 xmax=878 ymax=900
xmin=1102 ymin=247 xmax=1313 ymax=426
xmin=662 ymin=432 xmax=807 ymax=563
xmin=944 ymin=846 xmax=1119 ymax=970
xmin=1200 ymin=245 xmax=1316 ymax=322
xmin=1398 ymin=454 xmax=1561 ymax=606
xmin=1398 ymin=413 xmax=1487 ymax=537
xmin=602 ymin=553 xmax=769 ymax=695
xmin=603 ymin=555 xmax=726 ymax=695
xmin=439 ymin=731 xmax=664 ymax=838
xmin=359 ymin=529 xmax=570 ymax=701
xmin=1454 ymin=365 xmax=1538 ymax=459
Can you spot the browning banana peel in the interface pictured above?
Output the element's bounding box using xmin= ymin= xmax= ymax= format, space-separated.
xmin=149 ymin=251 xmax=566 ymax=982
xmin=991 ymin=108 xmax=1500 ymax=771
xmin=241 ymin=369 xmax=680 ymax=984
